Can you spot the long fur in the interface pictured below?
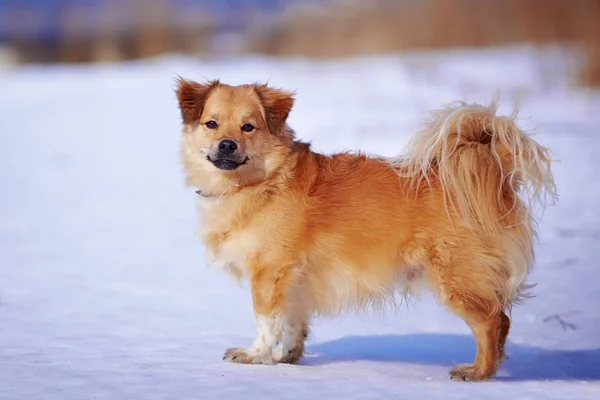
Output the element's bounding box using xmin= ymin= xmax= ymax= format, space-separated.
xmin=175 ymin=80 xmax=557 ymax=381
xmin=390 ymin=98 xmax=557 ymax=302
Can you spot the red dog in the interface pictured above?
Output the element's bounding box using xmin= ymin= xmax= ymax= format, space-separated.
xmin=176 ymin=79 xmax=556 ymax=381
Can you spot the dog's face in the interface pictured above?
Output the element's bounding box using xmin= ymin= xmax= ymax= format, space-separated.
xmin=176 ymin=80 xmax=295 ymax=195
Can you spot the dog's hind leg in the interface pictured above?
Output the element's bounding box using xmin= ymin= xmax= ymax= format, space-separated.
xmin=497 ymin=310 xmax=510 ymax=363
xmin=433 ymin=259 xmax=506 ymax=381
xmin=449 ymin=314 xmax=501 ymax=381
xmin=223 ymin=261 xmax=298 ymax=365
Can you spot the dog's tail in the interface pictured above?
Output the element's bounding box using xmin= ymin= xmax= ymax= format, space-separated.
xmin=393 ymin=99 xmax=557 ymax=301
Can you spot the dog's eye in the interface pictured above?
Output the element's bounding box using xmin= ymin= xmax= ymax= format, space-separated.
xmin=241 ymin=123 xmax=255 ymax=132
xmin=205 ymin=120 xmax=218 ymax=129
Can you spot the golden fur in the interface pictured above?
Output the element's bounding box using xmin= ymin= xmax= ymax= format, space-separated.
xmin=175 ymin=79 xmax=557 ymax=381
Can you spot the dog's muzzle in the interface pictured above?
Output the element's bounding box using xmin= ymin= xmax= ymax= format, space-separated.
xmin=207 ymin=156 xmax=248 ymax=171
xmin=207 ymin=139 xmax=248 ymax=171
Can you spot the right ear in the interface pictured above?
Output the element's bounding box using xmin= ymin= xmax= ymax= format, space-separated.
xmin=175 ymin=78 xmax=219 ymax=125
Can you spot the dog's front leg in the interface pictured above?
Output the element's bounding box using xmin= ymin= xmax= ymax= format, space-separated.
xmin=223 ymin=262 xmax=294 ymax=365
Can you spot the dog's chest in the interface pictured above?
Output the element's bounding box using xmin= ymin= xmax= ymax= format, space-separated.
xmin=202 ymin=224 xmax=261 ymax=278
xmin=198 ymin=197 xmax=277 ymax=279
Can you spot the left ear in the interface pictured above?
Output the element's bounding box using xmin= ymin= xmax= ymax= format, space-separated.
xmin=253 ymin=84 xmax=295 ymax=135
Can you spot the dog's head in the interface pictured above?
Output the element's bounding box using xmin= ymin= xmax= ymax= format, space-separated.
xmin=176 ymin=79 xmax=295 ymax=195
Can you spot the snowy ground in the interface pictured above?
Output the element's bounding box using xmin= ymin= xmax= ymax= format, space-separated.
xmin=1 ymin=46 xmax=599 ymax=399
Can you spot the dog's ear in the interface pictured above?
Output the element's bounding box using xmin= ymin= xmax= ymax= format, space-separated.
xmin=176 ymin=78 xmax=219 ymax=125
xmin=254 ymin=84 xmax=295 ymax=135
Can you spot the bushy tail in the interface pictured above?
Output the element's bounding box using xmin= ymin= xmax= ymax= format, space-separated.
xmin=392 ymin=99 xmax=557 ymax=303
xmin=394 ymin=99 xmax=557 ymax=236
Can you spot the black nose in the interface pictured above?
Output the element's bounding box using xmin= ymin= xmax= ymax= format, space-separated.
xmin=218 ymin=139 xmax=237 ymax=155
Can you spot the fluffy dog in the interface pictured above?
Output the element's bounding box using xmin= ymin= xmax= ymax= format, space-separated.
xmin=175 ymin=79 xmax=556 ymax=381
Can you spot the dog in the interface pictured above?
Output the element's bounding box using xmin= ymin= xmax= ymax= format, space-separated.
xmin=175 ymin=79 xmax=556 ymax=381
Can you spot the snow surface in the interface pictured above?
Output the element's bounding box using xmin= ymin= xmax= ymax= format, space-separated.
xmin=1 ymin=46 xmax=599 ymax=399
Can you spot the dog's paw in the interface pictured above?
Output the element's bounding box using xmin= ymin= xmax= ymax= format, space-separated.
xmin=449 ymin=364 xmax=492 ymax=382
xmin=223 ymin=348 xmax=273 ymax=365
xmin=273 ymin=345 xmax=305 ymax=364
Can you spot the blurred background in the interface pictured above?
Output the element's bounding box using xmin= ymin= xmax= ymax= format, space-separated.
xmin=0 ymin=0 xmax=598 ymax=87
xmin=2 ymin=2 xmax=600 ymax=398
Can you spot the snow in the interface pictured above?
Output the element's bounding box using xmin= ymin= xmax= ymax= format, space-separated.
xmin=1 ymin=46 xmax=600 ymax=399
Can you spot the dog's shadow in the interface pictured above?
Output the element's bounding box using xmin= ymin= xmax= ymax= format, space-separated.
xmin=305 ymin=334 xmax=600 ymax=381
